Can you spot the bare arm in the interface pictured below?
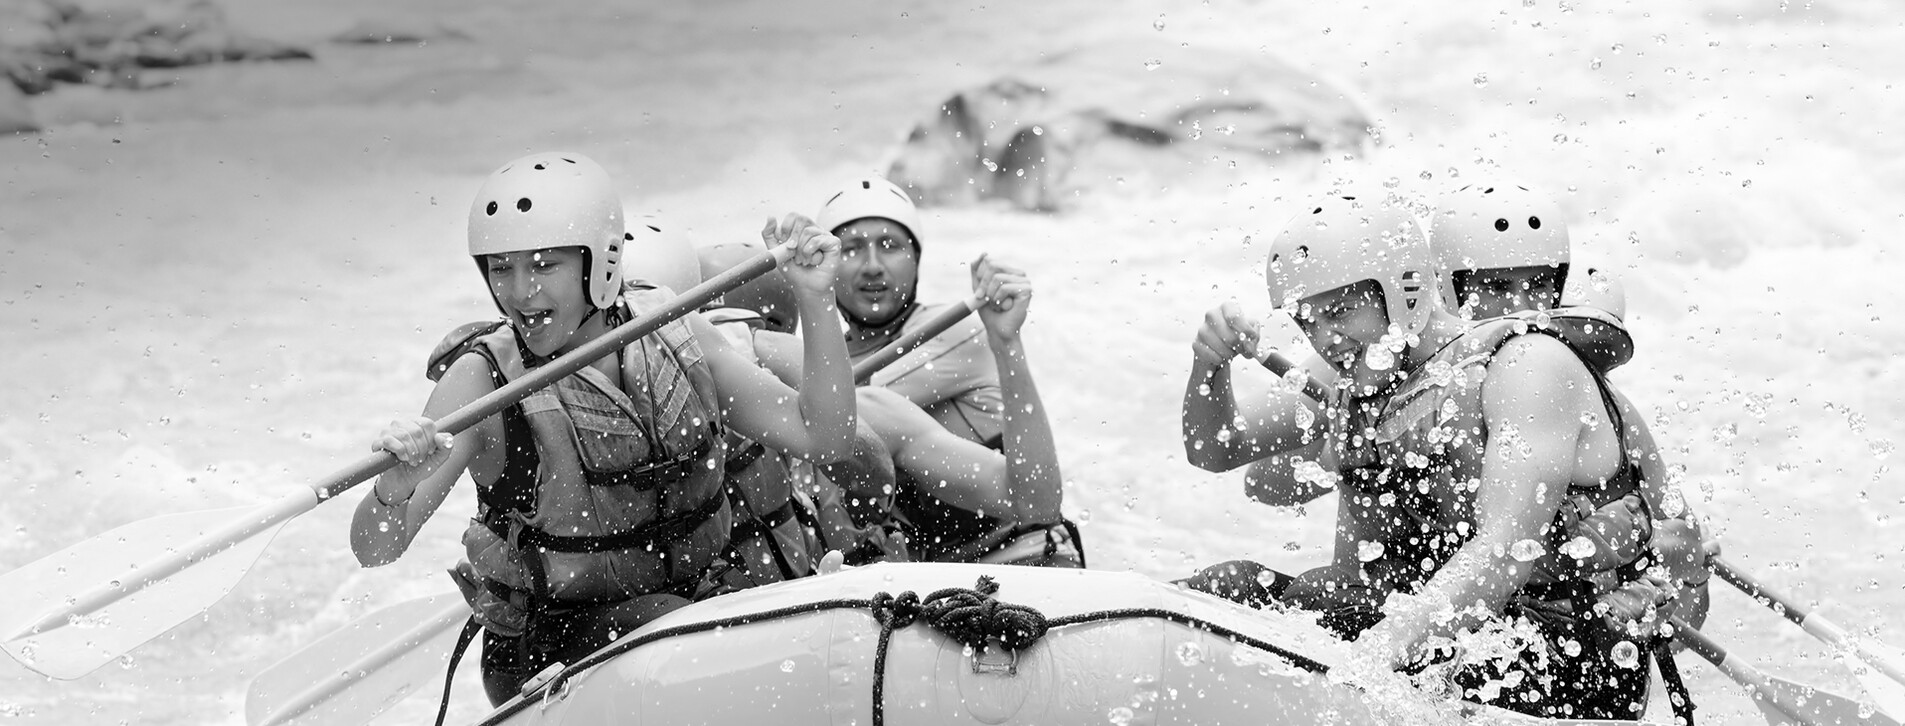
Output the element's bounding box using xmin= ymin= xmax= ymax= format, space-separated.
xmin=1362 ymin=336 xmax=1590 ymax=662
xmin=971 ymin=255 xmax=1062 ymax=524
xmin=861 ymin=387 xmax=1016 ymax=516
xmin=350 ymin=353 xmax=498 ymax=567
xmin=1182 ymin=302 xmax=1323 ymax=471
xmin=703 ymin=216 xmax=856 ymax=461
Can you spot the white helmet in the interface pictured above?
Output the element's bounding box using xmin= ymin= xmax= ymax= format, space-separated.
xmin=1265 ymin=193 xmax=1435 ymax=337
xmin=817 ymin=177 xmax=923 ymax=249
xmin=468 ymin=152 xmax=625 ymax=310
xmin=621 ymin=212 xmax=702 ymax=296
xmin=1430 ymin=180 xmax=1571 ymax=310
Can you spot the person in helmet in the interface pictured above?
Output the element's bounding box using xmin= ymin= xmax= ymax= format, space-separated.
xmin=1430 ymin=180 xmax=1710 ymax=623
xmin=744 ymin=252 xmax=1081 ymax=567
xmin=1179 ymin=190 xmax=1684 ymax=720
xmin=347 ymin=152 xmax=857 ymax=705
xmin=809 ymin=177 xmax=1082 ymax=566
xmin=820 ymin=176 xmax=1005 ymax=448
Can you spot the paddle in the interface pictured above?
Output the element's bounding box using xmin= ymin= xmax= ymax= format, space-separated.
xmin=850 ymin=295 xmax=982 ymax=385
xmin=242 ymin=289 xmax=976 ymax=726
xmin=1673 ymin=616 xmax=1900 ymax=726
xmin=0 ymin=244 xmax=795 ymax=681
xmin=1710 ymin=553 xmax=1905 ymax=719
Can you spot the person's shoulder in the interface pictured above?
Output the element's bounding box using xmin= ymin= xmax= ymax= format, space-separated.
xmin=1480 ymin=333 xmax=1594 ymax=406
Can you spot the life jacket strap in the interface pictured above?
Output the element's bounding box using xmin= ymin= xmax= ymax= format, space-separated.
xmin=484 ymin=484 xmax=727 ymax=554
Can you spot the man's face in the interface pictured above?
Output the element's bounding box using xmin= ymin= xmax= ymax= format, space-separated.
xmin=1452 ymin=264 xmax=1565 ymax=319
xmin=832 ymin=217 xmax=920 ymax=328
xmin=1289 ymin=279 xmax=1397 ymax=392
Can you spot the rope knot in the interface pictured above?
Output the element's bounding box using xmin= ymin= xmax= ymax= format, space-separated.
xmin=870 ymin=590 xmax=923 ymax=630
xmin=915 ymin=576 xmax=1049 ymax=653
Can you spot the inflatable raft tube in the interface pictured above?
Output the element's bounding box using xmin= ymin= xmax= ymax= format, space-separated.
xmin=473 ymin=563 xmax=1644 ymax=726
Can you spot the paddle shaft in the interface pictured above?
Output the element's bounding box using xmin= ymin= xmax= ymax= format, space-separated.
xmin=1255 ymin=351 xmax=1332 ymax=402
xmin=13 ymin=246 xmax=792 ymax=639
xmin=1712 ymin=555 xmax=1905 ymax=685
xmin=851 ymin=297 xmax=980 ymax=384
xmin=1674 ymin=617 xmax=1768 ymax=688
xmin=255 ymin=599 xmax=471 ymax=726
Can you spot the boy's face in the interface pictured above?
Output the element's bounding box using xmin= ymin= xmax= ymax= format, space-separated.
xmin=483 ymin=246 xmax=593 ymax=357
xmin=1290 ymin=279 xmax=1397 ymax=392
xmin=1453 ymin=264 xmax=1565 ymax=319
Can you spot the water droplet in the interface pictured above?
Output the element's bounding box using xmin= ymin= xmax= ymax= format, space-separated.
xmin=1560 ymin=536 xmax=1598 ymax=560
xmin=1611 ymin=43 xmax=1625 ymax=54
xmin=1472 ymin=73 xmax=1489 ymax=88
xmin=1382 ymin=176 xmax=1400 ymax=189
xmin=1871 ymin=439 xmax=1895 ymax=460
xmin=781 ymin=659 xmax=796 ymax=673
xmin=1711 ymin=423 xmax=1738 ymax=444
xmin=1610 ymin=640 xmax=1641 ymax=668
xmin=1590 ymin=57 xmax=1603 ymax=70
xmin=1358 ymin=540 xmax=1386 ymax=562
xmin=1152 ymin=15 xmax=1166 ymax=31
xmin=1509 ymin=539 xmax=1546 ymax=562
xmin=1175 ymin=641 xmax=1205 ymax=666
xmin=1143 ymin=59 xmax=1163 ymax=71
xmin=118 ymin=653 xmax=135 ymax=669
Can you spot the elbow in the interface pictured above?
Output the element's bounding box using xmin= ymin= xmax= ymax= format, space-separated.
xmin=350 ymin=532 xmax=401 ymax=568
xmin=1183 ymin=444 xmax=1234 ymax=473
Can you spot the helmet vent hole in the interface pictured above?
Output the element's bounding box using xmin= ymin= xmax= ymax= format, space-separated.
xmin=533 ymin=163 xmax=545 ymax=170
xmin=1312 ymin=207 xmax=1323 ymax=214
xmin=1493 ymin=218 xmax=1510 ymax=232
xmin=517 ymin=198 xmax=533 ymax=213
xmin=485 ymin=201 xmax=498 ymax=216
xmin=625 ymin=232 xmax=635 ymax=240
xmin=561 ymin=158 xmax=576 ymax=164
xmin=1483 ymin=187 xmax=1495 ymax=194
xmin=1528 ymin=216 xmax=1542 ymax=230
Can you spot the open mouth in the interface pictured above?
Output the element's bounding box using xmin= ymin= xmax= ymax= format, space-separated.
xmin=514 ymin=308 xmax=555 ymax=333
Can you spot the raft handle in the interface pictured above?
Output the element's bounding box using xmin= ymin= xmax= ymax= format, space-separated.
xmin=969 ymin=642 xmax=1019 ymax=676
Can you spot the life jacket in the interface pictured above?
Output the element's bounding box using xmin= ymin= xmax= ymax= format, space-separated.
xmin=1325 ymin=315 xmax=1654 ymax=600
xmin=426 ymin=284 xmax=732 ymax=637
xmin=1322 ymin=313 xmax=1692 ymax=723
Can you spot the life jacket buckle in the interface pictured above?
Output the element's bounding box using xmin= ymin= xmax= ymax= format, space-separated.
xmin=969 ymin=642 xmax=1019 ymax=676
xmin=520 ymin=661 xmax=567 ymax=697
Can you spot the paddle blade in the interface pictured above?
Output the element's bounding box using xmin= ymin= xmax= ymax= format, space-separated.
xmin=1757 ymin=674 xmax=1902 ymax=726
xmin=1842 ymin=639 xmax=1905 ymax=720
xmin=246 ymin=594 xmax=471 ymax=726
xmin=0 ymin=505 xmax=286 ymax=679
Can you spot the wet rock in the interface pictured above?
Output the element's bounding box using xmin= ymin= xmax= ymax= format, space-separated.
xmin=0 ymin=0 xmax=310 ymax=98
xmin=886 ymin=39 xmax=1373 ymax=212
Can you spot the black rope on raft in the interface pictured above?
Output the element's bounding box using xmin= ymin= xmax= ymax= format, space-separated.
xmin=474 ymin=577 xmax=1329 ymax=726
